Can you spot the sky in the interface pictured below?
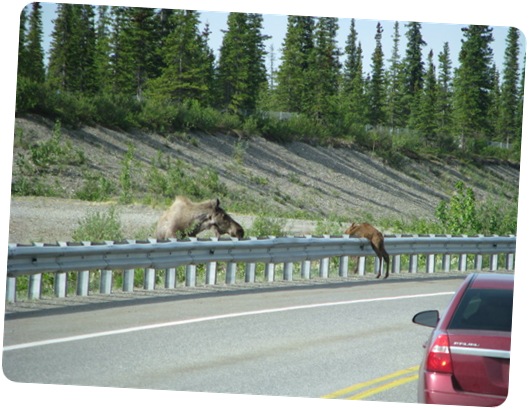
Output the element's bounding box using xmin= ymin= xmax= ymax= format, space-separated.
xmin=2 ymin=1 xmax=529 ymax=410
xmin=35 ymin=1 xmax=526 ymax=78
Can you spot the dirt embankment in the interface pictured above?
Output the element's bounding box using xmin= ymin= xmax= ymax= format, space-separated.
xmin=8 ymin=115 xmax=520 ymax=244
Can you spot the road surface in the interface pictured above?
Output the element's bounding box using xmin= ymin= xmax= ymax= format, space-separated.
xmin=3 ymin=277 xmax=462 ymax=404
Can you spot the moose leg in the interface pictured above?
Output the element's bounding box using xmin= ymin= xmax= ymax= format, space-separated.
xmin=383 ymin=253 xmax=390 ymax=278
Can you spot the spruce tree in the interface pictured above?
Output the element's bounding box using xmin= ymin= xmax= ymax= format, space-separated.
xmin=498 ymin=27 xmax=521 ymax=146
xmin=25 ymin=2 xmax=45 ymax=84
xmin=366 ymin=22 xmax=385 ymax=126
xmin=217 ymin=12 xmax=269 ymax=113
xmin=47 ymin=4 xmax=96 ymax=94
xmin=452 ymin=25 xmax=494 ymax=152
xmin=275 ymin=16 xmax=316 ymax=113
xmin=402 ymin=22 xmax=426 ymax=126
xmin=147 ymin=10 xmax=214 ymax=104
xmin=436 ymin=42 xmax=453 ymax=144
xmin=385 ymin=21 xmax=406 ymax=128
xmin=309 ymin=17 xmax=341 ymax=121
xmin=17 ymin=6 xmax=29 ymax=79
xmin=93 ymin=5 xmax=113 ymax=95
xmin=342 ymin=19 xmax=367 ymax=126
xmin=110 ymin=7 xmax=159 ymax=100
xmin=410 ymin=50 xmax=438 ymax=146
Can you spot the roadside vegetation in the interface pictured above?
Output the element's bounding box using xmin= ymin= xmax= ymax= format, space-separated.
xmin=13 ymin=4 xmax=521 ymax=240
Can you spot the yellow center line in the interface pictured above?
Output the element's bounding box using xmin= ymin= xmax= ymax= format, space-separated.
xmin=321 ymin=365 xmax=420 ymax=400
xmin=347 ymin=373 xmax=419 ymax=400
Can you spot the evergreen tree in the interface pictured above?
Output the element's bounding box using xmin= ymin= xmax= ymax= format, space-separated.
xmin=76 ymin=5 xmax=97 ymax=95
xmin=402 ymin=22 xmax=426 ymax=126
xmin=275 ymin=16 xmax=316 ymax=113
xmin=515 ymin=55 xmax=525 ymax=146
xmin=410 ymin=50 xmax=438 ymax=145
xmin=47 ymin=4 xmax=96 ymax=93
xmin=217 ymin=12 xmax=269 ymax=113
xmin=147 ymin=10 xmax=214 ymax=104
xmin=366 ymin=22 xmax=385 ymax=126
xmin=310 ymin=17 xmax=342 ymax=120
xmin=385 ymin=21 xmax=406 ymax=128
xmin=25 ymin=2 xmax=45 ymax=84
xmin=17 ymin=6 xmax=29 ymax=79
xmin=436 ymin=42 xmax=454 ymax=144
xmin=343 ymin=19 xmax=361 ymax=92
xmin=452 ymin=25 xmax=495 ymax=152
xmin=489 ymin=65 xmax=502 ymax=140
xmin=93 ymin=5 xmax=113 ymax=94
xmin=110 ymin=7 xmax=159 ymax=99
xmin=342 ymin=19 xmax=367 ymax=125
xmin=498 ymin=27 xmax=521 ymax=146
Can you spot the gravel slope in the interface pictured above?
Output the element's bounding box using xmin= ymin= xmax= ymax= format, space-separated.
xmin=8 ymin=115 xmax=519 ymax=244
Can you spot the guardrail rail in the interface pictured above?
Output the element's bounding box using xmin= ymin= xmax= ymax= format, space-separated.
xmin=5 ymin=234 xmax=516 ymax=303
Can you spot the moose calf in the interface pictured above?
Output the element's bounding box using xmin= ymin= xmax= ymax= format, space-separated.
xmin=345 ymin=222 xmax=390 ymax=279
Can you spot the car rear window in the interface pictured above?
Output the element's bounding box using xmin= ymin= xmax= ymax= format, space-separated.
xmin=448 ymin=288 xmax=513 ymax=332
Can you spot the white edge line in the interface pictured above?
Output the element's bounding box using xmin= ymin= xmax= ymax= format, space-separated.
xmin=3 ymin=292 xmax=453 ymax=352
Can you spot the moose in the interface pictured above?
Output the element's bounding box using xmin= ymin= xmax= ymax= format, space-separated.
xmin=345 ymin=222 xmax=390 ymax=279
xmin=155 ymin=196 xmax=244 ymax=240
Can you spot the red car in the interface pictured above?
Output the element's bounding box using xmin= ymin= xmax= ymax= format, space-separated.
xmin=412 ymin=272 xmax=513 ymax=406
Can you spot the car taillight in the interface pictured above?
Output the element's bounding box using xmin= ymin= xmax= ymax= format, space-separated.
xmin=426 ymin=333 xmax=453 ymax=373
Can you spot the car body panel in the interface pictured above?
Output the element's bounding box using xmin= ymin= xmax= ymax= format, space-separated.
xmin=414 ymin=272 xmax=514 ymax=406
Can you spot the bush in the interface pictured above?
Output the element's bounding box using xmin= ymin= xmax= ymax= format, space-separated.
xmin=72 ymin=207 xmax=124 ymax=242
xmin=247 ymin=216 xmax=287 ymax=237
xmin=75 ymin=172 xmax=115 ymax=201
xmin=93 ymin=93 xmax=140 ymax=130
xmin=16 ymin=77 xmax=46 ymax=114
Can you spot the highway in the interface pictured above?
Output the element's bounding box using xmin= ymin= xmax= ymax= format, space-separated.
xmin=3 ymin=277 xmax=463 ymax=404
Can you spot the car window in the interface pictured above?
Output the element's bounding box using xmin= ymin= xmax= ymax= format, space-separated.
xmin=448 ymin=289 xmax=513 ymax=332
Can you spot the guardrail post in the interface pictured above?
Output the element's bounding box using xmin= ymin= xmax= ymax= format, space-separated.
xmin=206 ymin=262 xmax=217 ymax=284
xmin=442 ymin=254 xmax=451 ymax=272
xmin=6 ymin=277 xmax=16 ymax=303
xmin=391 ymin=235 xmax=401 ymax=274
xmin=301 ymin=260 xmax=311 ymax=279
xmin=76 ymin=241 xmax=91 ymax=296
xmin=54 ymin=242 xmax=68 ymax=298
xmin=28 ymin=243 xmax=44 ymax=300
xmin=122 ymin=240 xmax=137 ymax=291
xmin=319 ymin=257 xmax=329 ymax=278
xmin=339 ymin=256 xmax=349 ymax=277
xmin=144 ymin=268 xmax=156 ymax=290
xmin=245 ymin=262 xmax=255 ymax=283
xmin=458 ymin=254 xmax=467 ymax=272
xmin=474 ymin=254 xmax=483 ymax=271
xmin=490 ymin=254 xmax=498 ymax=271
xmin=100 ymin=269 xmax=113 ymax=294
xmin=226 ymin=262 xmax=237 ymax=285
xmin=474 ymin=235 xmax=483 ymax=271
xmin=426 ymin=254 xmax=436 ymax=274
xmin=206 ymin=237 xmax=219 ymax=284
xmin=186 ymin=265 xmax=196 ymax=287
xmin=391 ymin=255 xmax=401 ymax=274
xmin=506 ymin=252 xmax=515 ymax=270
xmin=226 ymin=237 xmax=239 ymax=285
xmin=357 ymin=256 xmax=366 ymax=276
xmin=409 ymin=254 xmax=418 ymax=274
xmin=319 ymin=235 xmax=330 ymax=278
xmin=265 ymin=263 xmax=275 ymax=282
xmin=283 ymin=262 xmax=293 ymax=281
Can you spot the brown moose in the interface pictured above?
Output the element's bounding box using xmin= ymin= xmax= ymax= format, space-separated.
xmin=156 ymin=196 xmax=244 ymax=240
xmin=345 ymin=222 xmax=390 ymax=279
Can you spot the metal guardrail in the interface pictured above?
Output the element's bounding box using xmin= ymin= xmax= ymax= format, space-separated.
xmin=5 ymin=235 xmax=516 ymax=303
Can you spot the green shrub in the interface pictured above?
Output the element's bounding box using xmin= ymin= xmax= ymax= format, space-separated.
xmin=75 ymin=172 xmax=115 ymax=201
xmin=247 ymin=216 xmax=287 ymax=238
xmin=72 ymin=207 xmax=124 ymax=242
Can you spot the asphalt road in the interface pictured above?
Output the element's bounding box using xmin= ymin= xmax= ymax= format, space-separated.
xmin=3 ymin=277 xmax=463 ymax=404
